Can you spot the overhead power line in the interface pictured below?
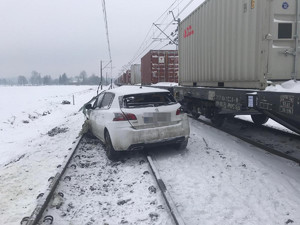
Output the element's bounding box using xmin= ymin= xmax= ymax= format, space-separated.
xmin=119 ymin=0 xmax=198 ymax=75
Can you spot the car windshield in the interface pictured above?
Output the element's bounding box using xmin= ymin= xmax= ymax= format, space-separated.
xmin=122 ymin=92 xmax=176 ymax=108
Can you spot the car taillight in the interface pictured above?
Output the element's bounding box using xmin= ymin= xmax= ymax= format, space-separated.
xmin=125 ymin=113 xmax=137 ymax=120
xmin=113 ymin=113 xmax=137 ymax=121
xmin=176 ymin=108 xmax=181 ymax=115
xmin=113 ymin=113 xmax=126 ymax=121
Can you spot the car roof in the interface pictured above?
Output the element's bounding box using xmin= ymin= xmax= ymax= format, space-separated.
xmin=107 ymin=85 xmax=169 ymax=96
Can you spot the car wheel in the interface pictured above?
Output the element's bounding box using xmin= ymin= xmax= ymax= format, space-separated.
xmin=174 ymin=138 xmax=188 ymax=150
xmin=105 ymin=131 xmax=119 ymax=161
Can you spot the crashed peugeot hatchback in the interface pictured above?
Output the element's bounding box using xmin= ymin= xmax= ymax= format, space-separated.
xmin=82 ymin=86 xmax=190 ymax=160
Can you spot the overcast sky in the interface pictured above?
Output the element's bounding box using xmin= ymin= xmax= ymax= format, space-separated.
xmin=0 ymin=0 xmax=204 ymax=79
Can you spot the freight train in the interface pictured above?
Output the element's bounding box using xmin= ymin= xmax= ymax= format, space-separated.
xmin=116 ymin=0 xmax=300 ymax=134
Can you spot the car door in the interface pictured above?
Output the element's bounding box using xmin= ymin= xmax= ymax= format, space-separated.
xmin=93 ymin=92 xmax=115 ymax=140
xmin=89 ymin=92 xmax=105 ymax=140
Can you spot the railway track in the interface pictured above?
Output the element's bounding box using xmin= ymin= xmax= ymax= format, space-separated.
xmin=190 ymin=115 xmax=300 ymax=165
xmin=20 ymin=135 xmax=185 ymax=225
xmin=19 ymin=117 xmax=299 ymax=225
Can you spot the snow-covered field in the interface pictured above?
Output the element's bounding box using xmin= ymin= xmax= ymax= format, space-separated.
xmin=152 ymin=121 xmax=300 ymax=225
xmin=0 ymin=85 xmax=299 ymax=225
xmin=0 ymin=85 xmax=99 ymax=224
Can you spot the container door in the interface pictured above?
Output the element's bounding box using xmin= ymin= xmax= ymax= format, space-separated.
xmin=268 ymin=0 xmax=300 ymax=81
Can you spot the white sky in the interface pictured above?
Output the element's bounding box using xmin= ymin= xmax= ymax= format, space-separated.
xmin=0 ymin=0 xmax=204 ymax=79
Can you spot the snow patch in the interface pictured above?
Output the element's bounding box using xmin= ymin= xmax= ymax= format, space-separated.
xmin=266 ymin=80 xmax=300 ymax=93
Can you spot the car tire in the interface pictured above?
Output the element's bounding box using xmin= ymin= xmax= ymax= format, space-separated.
xmin=174 ymin=138 xmax=188 ymax=150
xmin=105 ymin=131 xmax=119 ymax=161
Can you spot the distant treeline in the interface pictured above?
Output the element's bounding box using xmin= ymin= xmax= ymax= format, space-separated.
xmin=0 ymin=70 xmax=111 ymax=86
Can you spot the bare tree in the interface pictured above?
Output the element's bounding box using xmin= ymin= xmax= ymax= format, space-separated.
xmin=17 ymin=75 xmax=28 ymax=85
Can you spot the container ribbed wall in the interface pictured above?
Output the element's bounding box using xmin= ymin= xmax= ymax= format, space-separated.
xmin=141 ymin=50 xmax=179 ymax=85
xmin=130 ymin=64 xmax=141 ymax=85
xmin=179 ymin=0 xmax=299 ymax=89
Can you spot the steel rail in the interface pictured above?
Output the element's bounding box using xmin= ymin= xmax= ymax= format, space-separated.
xmin=23 ymin=135 xmax=84 ymax=225
xmin=146 ymin=154 xmax=186 ymax=225
xmin=189 ymin=115 xmax=300 ymax=165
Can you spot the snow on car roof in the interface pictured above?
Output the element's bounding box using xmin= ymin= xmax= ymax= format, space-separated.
xmin=108 ymin=85 xmax=169 ymax=96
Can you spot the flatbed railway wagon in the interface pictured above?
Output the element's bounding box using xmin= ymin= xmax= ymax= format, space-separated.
xmin=175 ymin=0 xmax=300 ymax=134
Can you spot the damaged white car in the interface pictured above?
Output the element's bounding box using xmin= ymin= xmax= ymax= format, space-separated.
xmin=82 ymin=86 xmax=190 ymax=160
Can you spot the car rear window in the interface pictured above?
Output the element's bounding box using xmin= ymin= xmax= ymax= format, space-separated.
xmin=122 ymin=92 xmax=176 ymax=108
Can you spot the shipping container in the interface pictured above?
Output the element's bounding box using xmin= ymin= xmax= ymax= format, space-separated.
xmin=125 ymin=70 xmax=131 ymax=84
xmin=179 ymin=0 xmax=300 ymax=89
xmin=141 ymin=50 xmax=179 ymax=85
xmin=130 ymin=64 xmax=141 ymax=85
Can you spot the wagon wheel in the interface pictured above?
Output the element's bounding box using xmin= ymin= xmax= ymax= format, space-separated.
xmin=251 ymin=114 xmax=269 ymax=125
xmin=211 ymin=114 xmax=225 ymax=127
xmin=191 ymin=112 xmax=200 ymax=119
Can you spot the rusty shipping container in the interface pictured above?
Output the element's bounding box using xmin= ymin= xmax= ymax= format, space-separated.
xmin=120 ymin=71 xmax=131 ymax=85
xmin=141 ymin=50 xmax=179 ymax=85
xmin=122 ymin=73 xmax=126 ymax=85
xmin=179 ymin=0 xmax=300 ymax=89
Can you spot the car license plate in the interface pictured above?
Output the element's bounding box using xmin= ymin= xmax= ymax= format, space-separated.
xmin=143 ymin=112 xmax=171 ymax=123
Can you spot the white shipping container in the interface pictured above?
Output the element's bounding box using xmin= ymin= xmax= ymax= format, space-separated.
xmin=130 ymin=64 xmax=141 ymax=85
xmin=179 ymin=0 xmax=300 ymax=89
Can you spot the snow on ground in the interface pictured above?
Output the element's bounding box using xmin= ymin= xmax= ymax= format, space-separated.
xmin=152 ymin=120 xmax=300 ymax=225
xmin=266 ymin=80 xmax=300 ymax=93
xmin=235 ymin=115 xmax=298 ymax=134
xmin=1 ymin=85 xmax=300 ymax=225
xmin=0 ymin=85 xmax=103 ymax=224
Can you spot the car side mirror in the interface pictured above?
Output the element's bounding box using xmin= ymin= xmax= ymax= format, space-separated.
xmin=85 ymin=103 xmax=93 ymax=110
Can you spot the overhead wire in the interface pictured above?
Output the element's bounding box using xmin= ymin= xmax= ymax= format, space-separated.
xmin=118 ymin=0 xmax=197 ymax=76
xmin=127 ymin=0 xmax=180 ymax=70
xmin=132 ymin=0 xmax=179 ymax=54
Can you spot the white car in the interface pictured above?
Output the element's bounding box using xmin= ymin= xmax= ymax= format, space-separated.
xmin=83 ymin=86 xmax=190 ymax=160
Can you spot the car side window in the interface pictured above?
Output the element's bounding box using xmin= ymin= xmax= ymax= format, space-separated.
xmin=100 ymin=93 xmax=115 ymax=109
xmin=93 ymin=92 xmax=105 ymax=108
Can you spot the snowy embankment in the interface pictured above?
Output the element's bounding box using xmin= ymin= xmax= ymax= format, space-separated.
xmin=152 ymin=120 xmax=300 ymax=225
xmin=0 ymin=86 xmax=99 ymax=224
